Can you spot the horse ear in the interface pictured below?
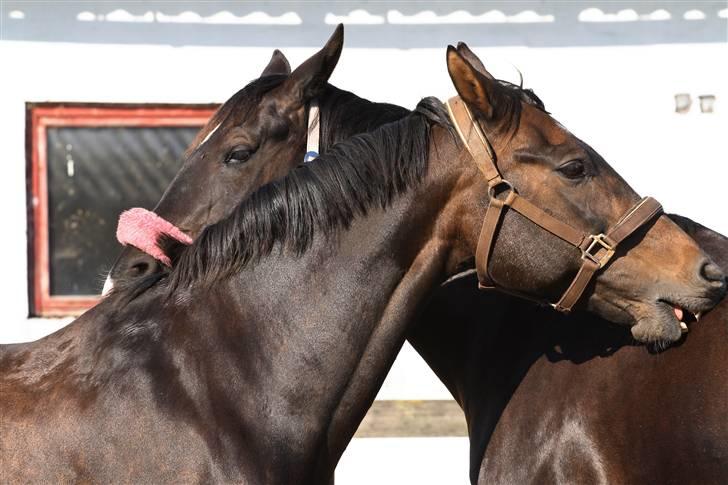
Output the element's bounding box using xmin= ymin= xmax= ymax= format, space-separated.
xmin=261 ymin=49 xmax=291 ymax=77
xmin=156 ymin=234 xmax=186 ymax=268
xmin=447 ymin=45 xmax=498 ymax=120
xmin=456 ymin=42 xmax=494 ymax=80
xmin=283 ymin=24 xmax=343 ymax=105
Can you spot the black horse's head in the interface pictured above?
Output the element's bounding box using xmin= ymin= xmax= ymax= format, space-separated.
xmin=106 ymin=26 xmax=345 ymax=292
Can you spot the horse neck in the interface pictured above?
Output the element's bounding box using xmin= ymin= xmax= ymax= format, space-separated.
xmin=318 ymin=84 xmax=410 ymax=149
xmin=411 ymin=217 xmax=728 ymax=483
xmin=192 ymin=132 xmax=467 ymax=481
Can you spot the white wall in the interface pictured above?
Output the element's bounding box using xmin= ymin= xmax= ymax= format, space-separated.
xmin=1 ymin=2 xmax=726 ymax=484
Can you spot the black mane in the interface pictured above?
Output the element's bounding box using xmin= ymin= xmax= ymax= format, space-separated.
xmin=167 ymin=97 xmax=451 ymax=291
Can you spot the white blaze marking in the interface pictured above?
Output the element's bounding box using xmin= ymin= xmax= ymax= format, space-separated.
xmin=197 ymin=122 xmax=221 ymax=148
xmin=102 ymin=274 xmax=114 ymax=296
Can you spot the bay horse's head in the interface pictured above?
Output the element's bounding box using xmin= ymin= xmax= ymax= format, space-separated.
xmin=446 ymin=44 xmax=725 ymax=344
xmin=106 ymin=26 xmax=345 ymax=291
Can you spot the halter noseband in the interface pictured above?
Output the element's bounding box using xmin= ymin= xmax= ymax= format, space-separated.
xmin=446 ymin=96 xmax=663 ymax=313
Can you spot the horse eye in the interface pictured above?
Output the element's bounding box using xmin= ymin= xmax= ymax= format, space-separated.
xmin=557 ymin=160 xmax=586 ymax=179
xmin=225 ymin=148 xmax=253 ymax=165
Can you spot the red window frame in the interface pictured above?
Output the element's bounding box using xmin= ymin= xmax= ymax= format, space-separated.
xmin=27 ymin=103 xmax=217 ymax=316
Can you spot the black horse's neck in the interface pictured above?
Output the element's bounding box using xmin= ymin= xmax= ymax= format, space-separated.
xmin=318 ymin=84 xmax=409 ymax=150
xmin=95 ymin=107 xmax=471 ymax=482
xmin=224 ymin=194 xmax=443 ymax=479
xmin=157 ymin=135 xmax=461 ymax=481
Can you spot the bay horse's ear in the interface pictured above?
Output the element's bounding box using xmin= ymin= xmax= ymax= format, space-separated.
xmin=456 ymin=42 xmax=494 ymax=80
xmin=447 ymin=45 xmax=499 ymax=121
xmin=261 ymin=49 xmax=291 ymax=77
xmin=283 ymin=24 xmax=343 ymax=105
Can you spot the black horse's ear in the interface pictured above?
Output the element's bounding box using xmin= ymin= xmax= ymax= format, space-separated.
xmin=261 ymin=49 xmax=291 ymax=77
xmin=283 ymin=24 xmax=343 ymax=105
xmin=456 ymin=42 xmax=494 ymax=80
xmin=447 ymin=45 xmax=500 ymax=121
xmin=157 ymin=234 xmax=186 ymax=268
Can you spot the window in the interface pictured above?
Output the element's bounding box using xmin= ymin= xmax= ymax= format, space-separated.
xmin=28 ymin=104 xmax=217 ymax=316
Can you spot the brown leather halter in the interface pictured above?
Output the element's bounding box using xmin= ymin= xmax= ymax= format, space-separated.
xmin=446 ymin=96 xmax=663 ymax=313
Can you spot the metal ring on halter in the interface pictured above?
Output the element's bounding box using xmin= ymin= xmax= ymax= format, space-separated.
xmin=488 ymin=179 xmax=515 ymax=200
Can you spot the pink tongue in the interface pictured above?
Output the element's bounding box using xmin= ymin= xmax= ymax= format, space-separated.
xmin=116 ymin=208 xmax=193 ymax=267
xmin=673 ymin=306 xmax=684 ymax=321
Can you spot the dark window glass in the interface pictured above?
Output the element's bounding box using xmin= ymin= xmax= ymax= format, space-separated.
xmin=46 ymin=126 xmax=199 ymax=295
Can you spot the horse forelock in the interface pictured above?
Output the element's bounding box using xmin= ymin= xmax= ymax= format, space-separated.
xmin=486 ymin=78 xmax=548 ymax=137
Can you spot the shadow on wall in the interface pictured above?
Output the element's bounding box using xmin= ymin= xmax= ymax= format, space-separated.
xmin=1 ymin=1 xmax=726 ymax=47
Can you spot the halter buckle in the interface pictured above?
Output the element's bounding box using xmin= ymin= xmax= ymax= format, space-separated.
xmin=581 ymin=233 xmax=615 ymax=269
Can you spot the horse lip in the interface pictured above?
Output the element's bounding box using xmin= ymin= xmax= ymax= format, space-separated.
xmin=657 ymin=298 xmax=699 ymax=332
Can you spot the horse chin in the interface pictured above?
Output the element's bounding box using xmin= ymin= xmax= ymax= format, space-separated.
xmin=588 ymin=295 xmax=683 ymax=346
xmin=629 ymin=309 xmax=683 ymax=347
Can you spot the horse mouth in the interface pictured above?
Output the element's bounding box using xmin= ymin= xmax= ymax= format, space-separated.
xmin=659 ymin=299 xmax=702 ymax=335
xmin=626 ymin=297 xmax=708 ymax=346
xmin=664 ymin=302 xmax=699 ymax=334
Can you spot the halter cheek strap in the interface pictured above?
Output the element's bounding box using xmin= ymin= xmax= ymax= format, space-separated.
xmin=446 ymin=96 xmax=663 ymax=312
xmin=303 ymin=100 xmax=320 ymax=163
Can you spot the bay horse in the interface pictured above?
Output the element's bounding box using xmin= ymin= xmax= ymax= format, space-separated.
xmin=405 ymin=46 xmax=728 ymax=484
xmin=408 ymin=215 xmax=728 ymax=484
xmin=1 ymin=38 xmax=720 ymax=483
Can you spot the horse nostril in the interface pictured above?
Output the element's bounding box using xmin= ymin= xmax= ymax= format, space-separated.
xmin=128 ymin=258 xmax=161 ymax=278
xmin=700 ymin=260 xmax=726 ymax=284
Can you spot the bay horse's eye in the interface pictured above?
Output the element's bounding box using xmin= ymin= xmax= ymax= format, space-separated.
xmin=225 ymin=148 xmax=253 ymax=165
xmin=557 ymin=160 xmax=587 ymax=180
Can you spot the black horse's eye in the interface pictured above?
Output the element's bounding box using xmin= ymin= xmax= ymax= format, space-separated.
xmin=557 ymin=160 xmax=587 ymax=179
xmin=225 ymin=148 xmax=253 ymax=165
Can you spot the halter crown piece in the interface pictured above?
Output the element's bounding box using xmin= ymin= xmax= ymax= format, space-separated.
xmin=303 ymin=100 xmax=320 ymax=163
xmin=445 ymin=96 xmax=663 ymax=313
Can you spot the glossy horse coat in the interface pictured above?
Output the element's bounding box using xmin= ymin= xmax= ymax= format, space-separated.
xmin=7 ymin=30 xmax=721 ymax=484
